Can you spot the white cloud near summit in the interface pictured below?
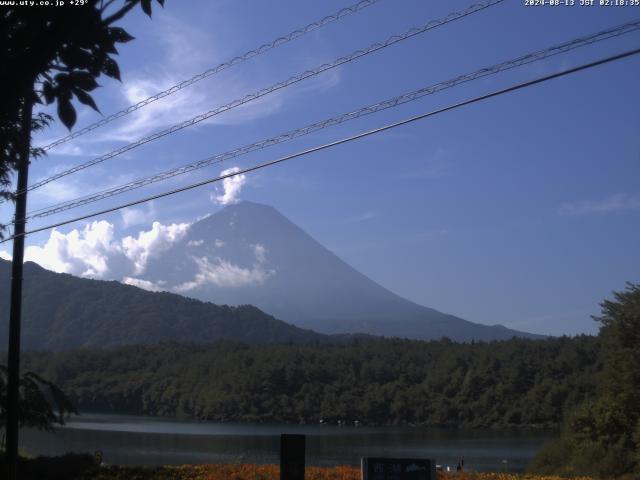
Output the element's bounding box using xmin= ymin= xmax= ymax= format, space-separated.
xmin=213 ymin=166 xmax=247 ymax=205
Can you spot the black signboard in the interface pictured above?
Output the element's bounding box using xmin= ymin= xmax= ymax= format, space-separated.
xmin=361 ymin=458 xmax=436 ymax=480
xmin=280 ymin=434 xmax=306 ymax=480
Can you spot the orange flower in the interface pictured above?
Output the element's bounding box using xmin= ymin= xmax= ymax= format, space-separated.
xmin=79 ymin=463 xmax=596 ymax=480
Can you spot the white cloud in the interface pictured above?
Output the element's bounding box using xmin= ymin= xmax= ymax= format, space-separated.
xmin=24 ymin=221 xmax=121 ymax=278
xmin=187 ymin=239 xmax=204 ymax=247
xmin=558 ymin=193 xmax=640 ymax=216
xmin=122 ymin=221 xmax=190 ymax=275
xmin=0 ymin=250 xmax=12 ymax=261
xmin=174 ymin=242 xmax=273 ymax=291
xmin=212 ymin=166 xmax=247 ymax=205
xmin=22 ymin=219 xmax=190 ymax=281
xmin=29 ymin=168 xmax=139 ymax=209
xmin=33 ymin=140 xmax=100 ymax=157
xmin=175 ymin=257 xmax=272 ymax=291
xmin=186 ymin=238 xmax=223 ymax=248
xmin=252 ymin=243 xmax=267 ymax=263
xmin=97 ymin=15 xmax=286 ymax=144
xmin=122 ymin=277 xmax=165 ymax=292
xmin=121 ymin=203 xmax=157 ymax=228
xmin=31 ymin=178 xmax=83 ymax=203
xmin=19 ymin=216 xmax=277 ymax=295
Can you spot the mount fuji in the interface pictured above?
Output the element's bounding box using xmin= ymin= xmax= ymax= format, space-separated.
xmin=134 ymin=201 xmax=539 ymax=341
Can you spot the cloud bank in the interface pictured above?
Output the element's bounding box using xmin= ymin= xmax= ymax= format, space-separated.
xmin=1 ymin=220 xmax=190 ymax=283
xmin=2 ymin=218 xmax=275 ymax=295
xmin=23 ymin=221 xmax=120 ymax=278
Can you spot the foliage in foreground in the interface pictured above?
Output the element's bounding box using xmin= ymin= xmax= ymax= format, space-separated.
xmin=530 ymin=283 xmax=640 ymax=478
xmin=0 ymin=0 xmax=165 ymax=237
xmin=20 ymin=335 xmax=600 ymax=428
xmin=0 ymin=457 xmax=599 ymax=480
xmin=0 ymin=365 xmax=77 ymax=435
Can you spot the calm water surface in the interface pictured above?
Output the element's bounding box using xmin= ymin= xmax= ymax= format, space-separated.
xmin=20 ymin=413 xmax=555 ymax=472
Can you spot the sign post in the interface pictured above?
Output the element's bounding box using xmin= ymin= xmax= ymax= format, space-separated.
xmin=280 ymin=434 xmax=306 ymax=480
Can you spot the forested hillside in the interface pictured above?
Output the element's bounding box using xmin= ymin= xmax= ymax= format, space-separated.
xmin=0 ymin=260 xmax=331 ymax=349
xmin=20 ymin=335 xmax=600 ymax=428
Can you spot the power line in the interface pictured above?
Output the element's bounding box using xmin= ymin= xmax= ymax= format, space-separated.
xmin=39 ymin=0 xmax=382 ymax=152
xmin=23 ymin=19 xmax=640 ymax=221
xmin=19 ymin=0 xmax=504 ymax=197
xmin=4 ymin=47 xmax=638 ymax=244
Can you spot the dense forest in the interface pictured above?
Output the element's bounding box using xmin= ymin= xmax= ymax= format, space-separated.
xmin=19 ymin=335 xmax=600 ymax=428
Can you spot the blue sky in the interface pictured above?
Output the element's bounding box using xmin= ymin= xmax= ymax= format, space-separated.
xmin=2 ymin=0 xmax=639 ymax=335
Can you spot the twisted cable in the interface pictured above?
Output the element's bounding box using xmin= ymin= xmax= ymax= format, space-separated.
xmin=26 ymin=18 xmax=640 ymax=220
xmin=21 ymin=0 xmax=504 ymax=196
xmin=39 ymin=0 xmax=382 ymax=152
xmin=4 ymin=47 xmax=639 ymax=242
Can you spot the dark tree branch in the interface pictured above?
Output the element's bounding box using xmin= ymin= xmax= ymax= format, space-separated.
xmin=104 ymin=0 xmax=138 ymax=25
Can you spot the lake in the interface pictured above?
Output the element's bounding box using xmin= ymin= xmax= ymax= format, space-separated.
xmin=20 ymin=413 xmax=555 ymax=472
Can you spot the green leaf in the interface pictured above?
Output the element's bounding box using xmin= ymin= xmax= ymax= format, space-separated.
xmin=54 ymin=73 xmax=71 ymax=88
xmin=156 ymin=0 xmax=165 ymax=6
xmin=59 ymin=47 xmax=93 ymax=69
xmin=57 ymin=97 xmax=77 ymax=130
xmin=74 ymin=88 xmax=100 ymax=113
xmin=42 ymin=82 xmax=55 ymax=104
xmin=102 ymin=41 xmax=119 ymax=55
xmin=101 ymin=57 xmax=121 ymax=81
xmin=70 ymin=71 xmax=99 ymax=91
xmin=141 ymin=0 xmax=152 ymax=17
xmin=108 ymin=26 xmax=135 ymax=43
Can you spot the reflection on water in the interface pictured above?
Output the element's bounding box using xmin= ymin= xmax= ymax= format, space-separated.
xmin=20 ymin=413 xmax=555 ymax=472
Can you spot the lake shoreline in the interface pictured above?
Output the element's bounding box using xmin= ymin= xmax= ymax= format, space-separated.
xmin=70 ymin=410 xmax=561 ymax=431
xmin=20 ymin=413 xmax=556 ymax=473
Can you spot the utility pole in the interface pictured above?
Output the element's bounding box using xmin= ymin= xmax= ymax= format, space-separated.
xmin=5 ymin=96 xmax=34 ymax=480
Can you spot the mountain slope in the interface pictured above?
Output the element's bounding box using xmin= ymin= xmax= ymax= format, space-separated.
xmin=0 ymin=259 xmax=330 ymax=351
xmin=137 ymin=201 xmax=540 ymax=341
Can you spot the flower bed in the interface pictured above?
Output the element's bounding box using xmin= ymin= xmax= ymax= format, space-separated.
xmin=0 ymin=456 xmax=597 ymax=480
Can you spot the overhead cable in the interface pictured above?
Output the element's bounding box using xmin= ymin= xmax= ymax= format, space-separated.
xmin=20 ymin=0 xmax=504 ymax=197
xmin=25 ymin=19 xmax=640 ymax=221
xmin=4 ymin=47 xmax=638 ymax=243
xmin=39 ymin=0 xmax=383 ymax=152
